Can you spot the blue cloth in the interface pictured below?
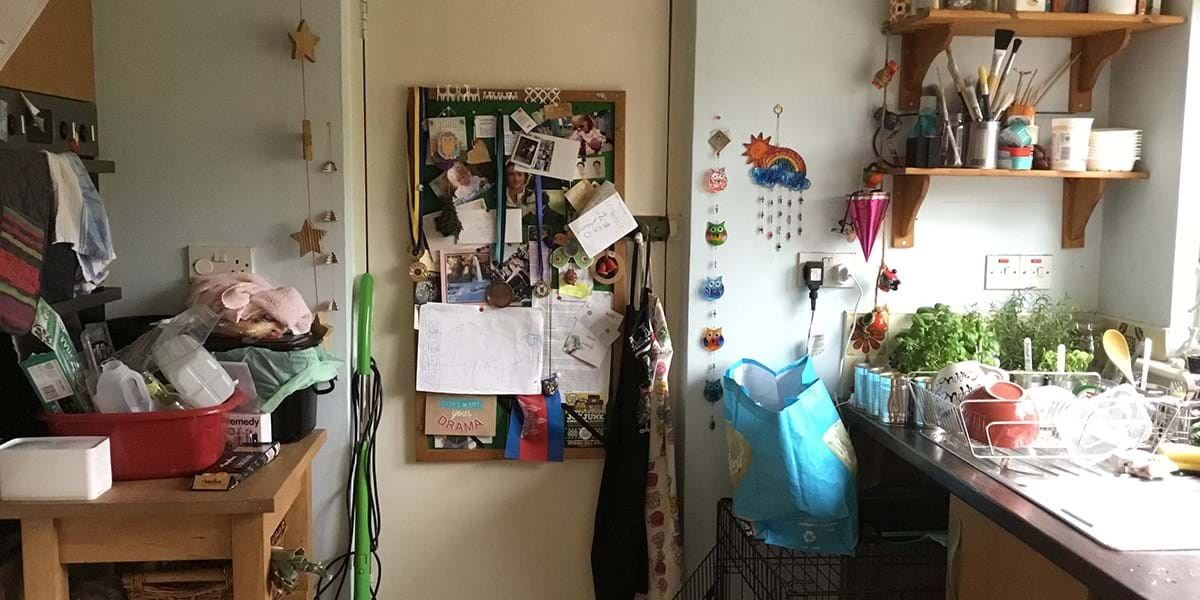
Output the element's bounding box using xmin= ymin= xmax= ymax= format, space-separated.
xmin=65 ymin=154 xmax=115 ymax=294
xmin=724 ymin=357 xmax=858 ymax=555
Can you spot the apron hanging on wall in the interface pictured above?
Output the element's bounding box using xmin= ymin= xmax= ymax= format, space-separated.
xmin=591 ymin=240 xmax=652 ymax=600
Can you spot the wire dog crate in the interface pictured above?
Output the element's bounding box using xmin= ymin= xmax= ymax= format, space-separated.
xmin=675 ymin=500 xmax=946 ymax=600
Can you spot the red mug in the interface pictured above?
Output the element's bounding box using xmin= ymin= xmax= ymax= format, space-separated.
xmin=961 ymin=381 xmax=1039 ymax=449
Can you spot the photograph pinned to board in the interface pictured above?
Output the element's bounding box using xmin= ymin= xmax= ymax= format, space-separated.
xmin=427 ymin=116 xmax=468 ymax=167
xmin=511 ymin=133 xmax=580 ymax=181
xmin=434 ymin=435 xmax=494 ymax=450
xmin=541 ymin=112 xmax=615 ymax=156
xmin=511 ymin=107 xmax=539 ymax=133
xmin=473 ymin=114 xmax=497 ymax=139
xmin=428 ymin=161 xmax=494 ymax=206
xmin=415 ymin=303 xmax=545 ymax=395
xmin=424 ymin=394 xmax=499 ymax=437
xmin=441 ymin=247 xmax=495 ymax=304
xmin=504 ymin=162 xmax=534 ymax=211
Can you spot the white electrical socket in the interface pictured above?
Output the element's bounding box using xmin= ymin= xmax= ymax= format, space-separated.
xmin=985 ymin=255 xmax=1021 ymax=290
xmin=1019 ymin=255 xmax=1053 ymax=290
xmin=796 ymin=252 xmax=856 ymax=288
xmin=187 ymin=245 xmax=254 ymax=280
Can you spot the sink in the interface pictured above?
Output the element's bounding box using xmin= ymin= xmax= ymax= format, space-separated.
xmin=926 ymin=431 xmax=1200 ymax=551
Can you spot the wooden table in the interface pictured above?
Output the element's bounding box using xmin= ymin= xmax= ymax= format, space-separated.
xmin=0 ymin=429 xmax=326 ymax=600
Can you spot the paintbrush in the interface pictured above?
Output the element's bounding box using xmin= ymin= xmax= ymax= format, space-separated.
xmin=989 ymin=29 xmax=1016 ymax=91
xmin=936 ymin=69 xmax=962 ymax=165
xmin=992 ymin=39 xmax=1022 ymax=112
xmin=944 ymin=47 xmax=981 ymax=122
xmin=1033 ymin=52 xmax=1082 ymax=106
xmin=977 ymin=65 xmax=992 ymax=121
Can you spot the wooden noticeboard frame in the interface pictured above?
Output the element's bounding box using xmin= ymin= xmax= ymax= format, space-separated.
xmin=408 ymin=87 xmax=626 ymax=463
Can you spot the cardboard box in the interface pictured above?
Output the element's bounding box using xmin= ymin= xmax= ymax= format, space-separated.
xmin=26 ymin=299 xmax=92 ymax=412
xmin=192 ymin=442 xmax=280 ymax=491
xmin=225 ymin=412 xmax=273 ymax=450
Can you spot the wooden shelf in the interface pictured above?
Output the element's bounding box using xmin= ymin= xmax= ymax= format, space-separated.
xmin=887 ymin=169 xmax=1149 ymax=250
xmin=887 ymin=10 xmax=1186 ymax=111
xmin=888 ymin=167 xmax=1148 ymax=179
xmin=887 ymin=10 xmax=1184 ymax=36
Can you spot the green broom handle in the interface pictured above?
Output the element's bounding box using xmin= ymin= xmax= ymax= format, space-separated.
xmin=355 ymin=274 xmax=375 ymax=376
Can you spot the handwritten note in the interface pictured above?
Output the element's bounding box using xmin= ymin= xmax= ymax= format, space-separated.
xmin=567 ymin=191 xmax=637 ymax=258
xmin=417 ymin=304 xmax=544 ymax=395
xmin=425 ymin=394 xmax=498 ymax=436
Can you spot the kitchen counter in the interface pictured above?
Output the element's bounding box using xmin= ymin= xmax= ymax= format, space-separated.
xmin=844 ymin=409 xmax=1200 ymax=600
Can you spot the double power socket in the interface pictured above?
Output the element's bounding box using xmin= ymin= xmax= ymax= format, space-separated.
xmin=985 ymin=254 xmax=1053 ymax=290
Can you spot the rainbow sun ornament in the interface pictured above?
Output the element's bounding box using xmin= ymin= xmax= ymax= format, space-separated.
xmin=743 ymin=133 xmax=811 ymax=192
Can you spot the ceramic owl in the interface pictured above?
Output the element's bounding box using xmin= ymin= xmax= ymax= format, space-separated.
xmin=704 ymin=167 xmax=728 ymax=193
xmin=703 ymin=379 xmax=723 ymax=403
xmin=701 ymin=276 xmax=725 ymax=301
xmin=701 ymin=327 xmax=725 ymax=352
xmin=705 ymin=222 xmax=728 ymax=247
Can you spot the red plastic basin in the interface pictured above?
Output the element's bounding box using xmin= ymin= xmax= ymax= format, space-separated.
xmin=42 ymin=391 xmax=245 ymax=481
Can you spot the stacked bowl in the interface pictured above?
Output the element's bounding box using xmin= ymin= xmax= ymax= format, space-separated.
xmin=1088 ymin=128 xmax=1142 ymax=172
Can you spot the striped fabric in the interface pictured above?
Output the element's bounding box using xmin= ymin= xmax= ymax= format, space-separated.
xmin=0 ymin=149 xmax=54 ymax=335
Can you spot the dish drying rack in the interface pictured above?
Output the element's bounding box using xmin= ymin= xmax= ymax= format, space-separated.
xmin=907 ymin=370 xmax=1196 ymax=475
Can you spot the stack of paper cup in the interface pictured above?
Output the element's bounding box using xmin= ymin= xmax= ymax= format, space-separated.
xmin=1088 ymin=128 xmax=1142 ymax=172
xmin=1051 ymin=118 xmax=1094 ymax=172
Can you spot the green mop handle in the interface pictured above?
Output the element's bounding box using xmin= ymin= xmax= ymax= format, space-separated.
xmin=354 ymin=273 xmax=375 ymax=598
xmin=354 ymin=442 xmax=372 ymax=598
xmin=355 ymin=274 xmax=374 ymax=376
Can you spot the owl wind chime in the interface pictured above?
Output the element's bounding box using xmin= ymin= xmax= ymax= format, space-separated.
xmin=699 ymin=120 xmax=731 ymax=418
xmin=745 ymin=105 xmax=811 ymax=252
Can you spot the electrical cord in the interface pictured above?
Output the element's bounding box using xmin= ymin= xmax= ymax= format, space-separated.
xmin=835 ymin=273 xmax=866 ymax=408
xmin=316 ymin=359 xmax=383 ymax=599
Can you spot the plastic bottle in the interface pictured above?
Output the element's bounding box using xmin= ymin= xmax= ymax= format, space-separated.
xmin=151 ymin=335 xmax=235 ymax=408
xmin=93 ymin=359 xmax=154 ymax=413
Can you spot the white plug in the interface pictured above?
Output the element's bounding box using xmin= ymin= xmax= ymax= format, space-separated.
xmin=829 ymin=263 xmax=852 ymax=287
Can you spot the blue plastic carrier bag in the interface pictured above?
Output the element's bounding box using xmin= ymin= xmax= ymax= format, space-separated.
xmin=724 ymin=357 xmax=858 ymax=555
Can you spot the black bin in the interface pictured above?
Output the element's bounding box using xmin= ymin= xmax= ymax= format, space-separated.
xmin=271 ymin=379 xmax=336 ymax=443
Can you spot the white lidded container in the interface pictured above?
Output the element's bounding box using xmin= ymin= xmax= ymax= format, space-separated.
xmin=1051 ymin=118 xmax=1095 ymax=172
xmin=152 ymin=335 xmax=235 ymax=409
xmin=0 ymin=436 xmax=112 ymax=500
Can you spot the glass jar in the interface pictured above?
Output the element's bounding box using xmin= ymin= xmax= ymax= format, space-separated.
xmin=1074 ymin=316 xmax=1105 ymax=372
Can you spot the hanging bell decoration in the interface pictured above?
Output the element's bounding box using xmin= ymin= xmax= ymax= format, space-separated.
xmin=325 ymin=299 xmax=340 ymax=312
xmin=323 ymin=210 xmax=339 ymax=222
xmin=321 ymin=160 xmax=339 ymax=173
xmin=848 ymin=190 xmax=890 ymax=261
xmin=324 ymin=252 xmax=339 ymax=265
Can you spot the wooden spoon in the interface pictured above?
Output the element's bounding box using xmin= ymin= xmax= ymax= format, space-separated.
xmin=1103 ymin=329 xmax=1135 ymax=384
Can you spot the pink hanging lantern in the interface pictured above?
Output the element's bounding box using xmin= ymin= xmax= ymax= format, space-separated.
xmin=848 ymin=190 xmax=889 ymax=260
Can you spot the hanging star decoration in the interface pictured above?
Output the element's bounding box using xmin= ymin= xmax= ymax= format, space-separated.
xmin=289 ymin=19 xmax=320 ymax=63
xmin=290 ymin=219 xmax=327 ymax=257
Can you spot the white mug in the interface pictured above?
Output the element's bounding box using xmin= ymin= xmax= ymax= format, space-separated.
xmin=934 ymin=360 xmax=1007 ymax=404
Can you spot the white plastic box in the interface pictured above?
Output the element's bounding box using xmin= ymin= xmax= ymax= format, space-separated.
xmin=0 ymin=436 xmax=113 ymax=501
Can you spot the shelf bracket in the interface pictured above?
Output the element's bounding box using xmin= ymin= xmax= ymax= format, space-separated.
xmin=891 ymin=174 xmax=930 ymax=249
xmin=898 ymin=25 xmax=954 ymax=112
xmin=1062 ymin=178 xmax=1105 ymax=249
xmin=1069 ymin=28 xmax=1131 ymax=113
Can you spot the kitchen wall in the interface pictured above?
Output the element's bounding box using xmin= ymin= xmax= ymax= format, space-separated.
xmin=92 ymin=0 xmax=353 ymax=569
xmin=675 ymin=0 xmax=1113 ymax=568
xmin=1101 ymin=0 xmax=1199 ymax=351
xmin=356 ymin=1 xmax=671 ymax=598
